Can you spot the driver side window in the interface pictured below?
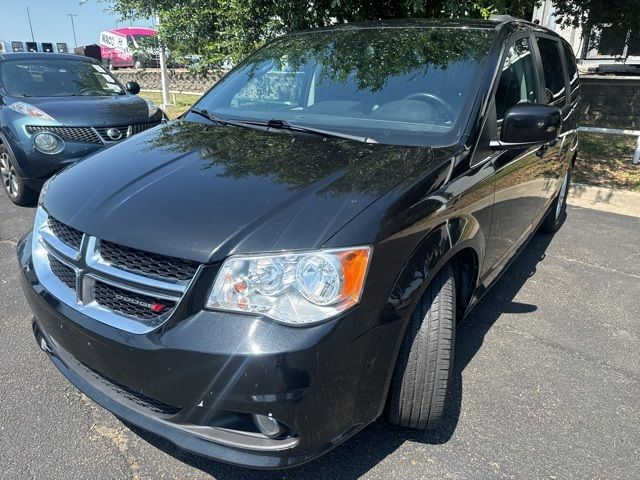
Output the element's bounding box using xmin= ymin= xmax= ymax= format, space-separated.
xmin=495 ymin=37 xmax=538 ymax=121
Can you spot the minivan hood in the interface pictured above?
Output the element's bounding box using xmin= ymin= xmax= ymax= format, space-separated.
xmin=19 ymin=95 xmax=151 ymax=126
xmin=44 ymin=120 xmax=435 ymax=263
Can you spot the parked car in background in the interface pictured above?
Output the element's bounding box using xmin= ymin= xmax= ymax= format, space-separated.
xmin=98 ymin=27 xmax=159 ymax=69
xmin=0 ymin=52 xmax=163 ymax=205
xmin=19 ymin=18 xmax=580 ymax=468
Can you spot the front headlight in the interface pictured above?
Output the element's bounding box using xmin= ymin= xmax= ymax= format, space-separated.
xmin=144 ymin=98 xmax=158 ymax=117
xmin=8 ymin=102 xmax=55 ymax=121
xmin=206 ymin=246 xmax=371 ymax=325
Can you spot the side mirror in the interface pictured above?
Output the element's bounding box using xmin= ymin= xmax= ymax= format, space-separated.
xmin=126 ymin=81 xmax=141 ymax=95
xmin=491 ymin=103 xmax=562 ymax=150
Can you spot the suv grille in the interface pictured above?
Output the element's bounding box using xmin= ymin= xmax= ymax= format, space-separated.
xmin=26 ymin=121 xmax=161 ymax=144
xmin=94 ymin=121 xmax=160 ymax=142
xmin=48 ymin=216 xmax=83 ymax=250
xmin=26 ymin=126 xmax=102 ymax=144
xmin=93 ymin=281 xmax=175 ymax=320
xmin=48 ymin=254 xmax=76 ymax=290
xmin=100 ymin=241 xmax=198 ymax=282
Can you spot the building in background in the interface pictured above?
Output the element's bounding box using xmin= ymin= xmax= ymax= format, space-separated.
xmin=0 ymin=41 xmax=69 ymax=54
xmin=533 ymin=0 xmax=640 ymax=74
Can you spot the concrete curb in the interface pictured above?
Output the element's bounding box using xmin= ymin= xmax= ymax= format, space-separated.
xmin=568 ymin=183 xmax=640 ymax=218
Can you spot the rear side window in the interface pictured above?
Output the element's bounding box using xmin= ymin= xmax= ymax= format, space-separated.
xmin=495 ymin=37 xmax=538 ymax=120
xmin=536 ymin=37 xmax=566 ymax=106
xmin=561 ymin=41 xmax=580 ymax=102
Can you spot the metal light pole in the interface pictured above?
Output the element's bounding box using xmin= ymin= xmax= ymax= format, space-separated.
xmin=156 ymin=15 xmax=170 ymax=110
xmin=26 ymin=7 xmax=35 ymax=42
xmin=67 ymin=14 xmax=78 ymax=48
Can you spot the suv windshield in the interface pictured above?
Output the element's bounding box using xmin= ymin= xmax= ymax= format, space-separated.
xmin=193 ymin=27 xmax=495 ymax=146
xmin=0 ymin=58 xmax=125 ymax=97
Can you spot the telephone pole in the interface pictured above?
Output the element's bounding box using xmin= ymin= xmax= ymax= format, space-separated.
xmin=67 ymin=14 xmax=78 ymax=48
xmin=156 ymin=15 xmax=170 ymax=110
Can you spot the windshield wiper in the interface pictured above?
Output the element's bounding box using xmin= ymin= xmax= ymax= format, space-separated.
xmin=262 ymin=119 xmax=375 ymax=143
xmin=189 ymin=110 xmax=375 ymax=143
xmin=189 ymin=108 xmax=250 ymax=128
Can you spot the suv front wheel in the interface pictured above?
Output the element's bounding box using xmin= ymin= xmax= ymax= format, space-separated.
xmin=0 ymin=143 xmax=38 ymax=206
xmin=388 ymin=263 xmax=456 ymax=430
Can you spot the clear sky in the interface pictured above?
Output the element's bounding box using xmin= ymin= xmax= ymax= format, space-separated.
xmin=1 ymin=0 xmax=153 ymax=49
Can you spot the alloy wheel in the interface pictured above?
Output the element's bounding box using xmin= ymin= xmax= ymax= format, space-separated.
xmin=555 ymin=171 xmax=570 ymax=220
xmin=0 ymin=151 xmax=20 ymax=199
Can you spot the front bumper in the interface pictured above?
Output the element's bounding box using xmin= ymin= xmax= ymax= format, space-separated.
xmin=17 ymin=234 xmax=401 ymax=468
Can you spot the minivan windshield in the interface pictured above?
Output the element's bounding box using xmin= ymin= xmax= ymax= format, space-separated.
xmin=0 ymin=58 xmax=125 ymax=97
xmin=192 ymin=27 xmax=495 ymax=146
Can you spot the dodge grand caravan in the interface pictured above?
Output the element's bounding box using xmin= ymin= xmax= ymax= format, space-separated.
xmin=18 ymin=18 xmax=580 ymax=468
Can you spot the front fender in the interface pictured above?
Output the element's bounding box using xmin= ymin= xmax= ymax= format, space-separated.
xmin=384 ymin=217 xmax=484 ymax=331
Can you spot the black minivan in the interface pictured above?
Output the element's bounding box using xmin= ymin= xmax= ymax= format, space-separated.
xmin=18 ymin=18 xmax=580 ymax=468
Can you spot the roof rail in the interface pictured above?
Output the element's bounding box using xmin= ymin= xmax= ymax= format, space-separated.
xmin=488 ymin=14 xmax=518 ymax=22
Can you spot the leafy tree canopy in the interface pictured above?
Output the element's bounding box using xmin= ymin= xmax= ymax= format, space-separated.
xmin=103 ymin=0 xmax=532 ymax=69
xmin=104 ymin=0 xmax=640 ymax=69
xmin=551 ymin=0 xmax=640 ymax=35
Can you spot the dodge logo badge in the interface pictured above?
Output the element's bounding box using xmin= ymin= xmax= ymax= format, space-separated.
xmin=114 ymin=293 xmax=166 ymax=313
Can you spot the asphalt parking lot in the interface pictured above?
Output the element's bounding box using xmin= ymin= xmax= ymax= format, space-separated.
xmin=0 ymin=194 xmax=638 ymax=480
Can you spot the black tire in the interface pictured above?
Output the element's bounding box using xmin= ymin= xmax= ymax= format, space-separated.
xmin=388 ymin=263 xmax=456 ymax=430
xmin=0 ymin=143 xmax=38 ymax=207
xmin=541 ymin=165 xmax=572 ymax=233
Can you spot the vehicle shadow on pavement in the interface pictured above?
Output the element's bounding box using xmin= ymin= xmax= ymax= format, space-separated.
xmin=125 ymin=231 xmax=555 ymax=479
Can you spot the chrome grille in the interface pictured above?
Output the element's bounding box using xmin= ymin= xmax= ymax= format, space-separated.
xmin=93 ymin=281 xmax=175 ymax=320
xmin=99 ymin=240 xmax=198 ymax=282
xmin=26 ymin=125 xmax=102 ymax=143
xmin=32 ymin=208 xmax=197 ymax=334
xmin=48 ymin=216 xmax=83 ymax=250
xmin=48 ymin=254 xmax=76 ymax=290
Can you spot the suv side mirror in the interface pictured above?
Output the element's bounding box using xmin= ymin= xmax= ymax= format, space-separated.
xmin=126 ymin=81 xmax=141 ymax=95
xmin=491 ymin=103 xmax=562 ymax=150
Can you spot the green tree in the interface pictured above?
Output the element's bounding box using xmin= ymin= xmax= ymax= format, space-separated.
xmin=551 ymin=0 xmax=640 ymax=34
xmin=550 ymin=0 xmax=640 ymax=51
xmin=104 ymin=0 xmax=533 ymax=70
xmin=106 ymin=0 xmax=640 ymax=68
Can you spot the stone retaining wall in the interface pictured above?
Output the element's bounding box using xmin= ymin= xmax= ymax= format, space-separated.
xmin=580 ymin=76 xmax=640 ymax=130
xmin=112 ymin=70 xmax=219 ymax=94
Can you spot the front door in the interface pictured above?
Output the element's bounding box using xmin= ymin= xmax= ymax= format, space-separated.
xmin=534 ymin=34 xmax=572 ymax=214
xmin=483 ymin=35 xmax=547 ymax=282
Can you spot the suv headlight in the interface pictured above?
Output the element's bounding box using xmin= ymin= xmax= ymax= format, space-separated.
xmin=144 ymin=98 xmax=158 ymax=117
xmin=8 ymin=102 xmax=55 ymax=121
xmin=206 ymin=246 xmax=371 ymax=325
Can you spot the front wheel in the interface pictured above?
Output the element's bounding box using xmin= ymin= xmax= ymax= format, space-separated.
xmin=541 ymin=165 xmax=572 ymax=233
xmin=0 ymin=143 xmax=38 ymax=207
xmin=388 ymin=264 xmax=456 ymax=430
